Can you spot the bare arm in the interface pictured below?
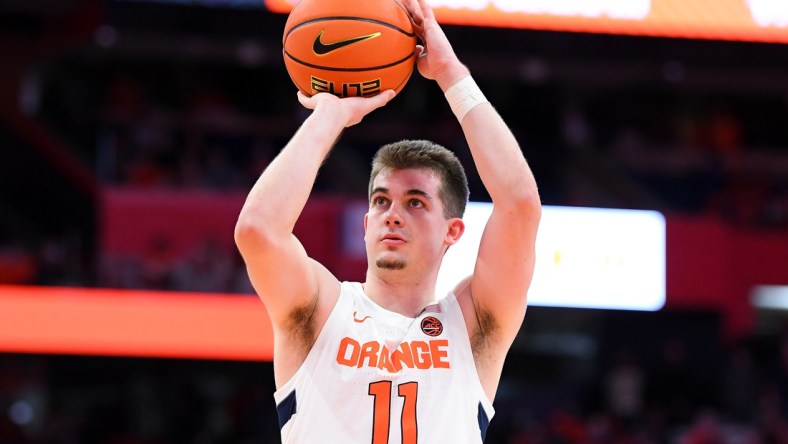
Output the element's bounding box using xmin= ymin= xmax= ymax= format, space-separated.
xmin=461 ymin=104 xmax=541 ymax=342
xmin=408 ymin=0 xmax=541 ymax=345
xmin=455 ymin=92 xmax=540 ymax=344
xmin=234 ymin=91 xmax=395 ymax=329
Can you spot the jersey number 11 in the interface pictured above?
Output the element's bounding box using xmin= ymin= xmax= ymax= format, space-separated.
xmin=368 ymin=381 xmax=418 ymax=444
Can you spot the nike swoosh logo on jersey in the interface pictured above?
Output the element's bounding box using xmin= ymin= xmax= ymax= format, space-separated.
xmin=313 ymin=30 xmax=382 ymax=55
xmin=353 ymin=311 xmax=372 ymax=323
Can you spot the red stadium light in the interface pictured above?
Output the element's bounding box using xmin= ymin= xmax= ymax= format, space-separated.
xmin=0 ymin=285 xmax=273 ymax=361
xmin=265 ymin=0 xmax=788 ymax=44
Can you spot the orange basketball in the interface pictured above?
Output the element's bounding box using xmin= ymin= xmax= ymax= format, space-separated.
xmin=282 ymin=0 xmax=417 ymax=98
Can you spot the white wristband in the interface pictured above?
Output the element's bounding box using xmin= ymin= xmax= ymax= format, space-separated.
xmin=444 ymin=76 xmax=489 ymax=122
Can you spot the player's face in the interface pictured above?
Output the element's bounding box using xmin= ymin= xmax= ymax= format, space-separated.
xmin=364 ymin=168 xmax=456 ymax=272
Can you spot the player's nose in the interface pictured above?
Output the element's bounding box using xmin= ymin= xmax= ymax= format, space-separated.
xmin=384 ymin=204 xmax=404 ymax=226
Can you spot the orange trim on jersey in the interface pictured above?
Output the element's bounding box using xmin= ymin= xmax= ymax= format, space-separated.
xmin=0 ymin=285 xmax=273 ymax=361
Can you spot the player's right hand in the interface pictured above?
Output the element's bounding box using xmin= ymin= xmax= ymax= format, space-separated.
xmin=297 ymin=90 xmax=396 ymax=127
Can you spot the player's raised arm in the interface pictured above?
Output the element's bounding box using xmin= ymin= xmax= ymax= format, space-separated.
xmin=234 ymin=91 xmax=394 ymax=328
xmin=408 ymin=0 xmax=541 ymax=345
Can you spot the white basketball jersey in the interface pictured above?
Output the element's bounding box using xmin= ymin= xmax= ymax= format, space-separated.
xmin=273 ymin=281 xmax=495 ymax=444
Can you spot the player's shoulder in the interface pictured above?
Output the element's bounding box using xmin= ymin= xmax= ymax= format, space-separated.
xmin=278 ymin=261 xmax=341 ymax=356
xmin=450 ymin=276 xmax=473 ymax=304
xmin=312 ymin=258 xmax=342 ymax=317
xmin=449 ymin=276 xmax=478 ymax=331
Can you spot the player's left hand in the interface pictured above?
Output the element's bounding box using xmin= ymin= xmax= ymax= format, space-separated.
xmin=404 ymin=0 xmax=470 ymax=90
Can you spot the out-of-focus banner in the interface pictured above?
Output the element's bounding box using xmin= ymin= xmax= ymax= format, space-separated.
xmin=265 ymin=0 xmax=788 ymax=44
xmin=436 ymin=204 xmax=667 ymax=312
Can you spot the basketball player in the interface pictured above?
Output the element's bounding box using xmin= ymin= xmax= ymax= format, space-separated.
xmin=235 ymin=0 xmax=541 ymax=442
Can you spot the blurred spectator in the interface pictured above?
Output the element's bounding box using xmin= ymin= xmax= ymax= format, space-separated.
xmin=547 ymin=407 xmax=588 ymax=443
xmin=703 ymin=109 xmax=744 ymax=164
xmin=720 ymin=345 xmax=760 ymax=423
xmin=775 ymin=333 xmax=788 ymax=418
xmin=759 ymin=181 xmax=788 ymax=229
xmin=139 ymin=235 xmax=176 ymax=290
xmin=562 ymin=101 xmax=594 ymax=152
xmin=647 ymin=340 xmax=698 ymax=428
xmin=229 ymin=251 xmax=254 ymax=295
xmin=33 ymin=232 xmax=88 ymax=286
xmin=604 ymin=351 xmax=646 ymax=425
xmin=202 ymin=146 xmax=236 ymax=189
xmin=171 ymin=238 xmax=232 ymax=293
xmin=679 ymin=410 xmax=724 ymax=444
xmin=103 ymin=76 xmax=150 ymax=124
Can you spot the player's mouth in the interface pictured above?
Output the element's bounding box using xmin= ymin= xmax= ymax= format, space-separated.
xmin=380 ymin=233 xmax=406 ymax=245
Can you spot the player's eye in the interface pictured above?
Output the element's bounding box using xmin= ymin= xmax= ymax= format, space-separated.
xmin=409 ymin=199 xmax=424 ymax=208
xmin=373 ymin=196 xmax=388 ymax=206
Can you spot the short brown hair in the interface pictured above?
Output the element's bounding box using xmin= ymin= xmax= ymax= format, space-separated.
xmin=368 ymin=140 xmax=469 ymax=219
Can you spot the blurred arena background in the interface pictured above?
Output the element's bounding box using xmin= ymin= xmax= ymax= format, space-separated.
xmin=1 ymin=0 xmax=787 ymax=442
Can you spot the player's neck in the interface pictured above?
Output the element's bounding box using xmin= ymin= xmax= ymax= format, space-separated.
xmin=362 ymin=272 xmax=437 ymax=318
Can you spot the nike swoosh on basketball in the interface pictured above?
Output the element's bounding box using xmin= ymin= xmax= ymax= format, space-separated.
xmin=353 ymin=311 xmax=372 ymax=323
xmin=313 ymin=30 xmax=382 ymax=55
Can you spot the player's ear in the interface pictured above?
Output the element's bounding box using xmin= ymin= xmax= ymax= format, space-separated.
xmin=363 ymin=212 xmax=370 ymax=240
xmin=444 ymin=218 xmax=464 ymax=246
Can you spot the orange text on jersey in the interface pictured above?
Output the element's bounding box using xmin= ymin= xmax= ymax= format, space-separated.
xmin=336 ymin=337 xmax=450 ymax=372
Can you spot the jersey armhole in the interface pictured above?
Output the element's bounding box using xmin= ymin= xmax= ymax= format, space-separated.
xmin=443 ymin=291 xmax=496 ymax=418
xmin=274 ymin=280 xmax=350 ymax=401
